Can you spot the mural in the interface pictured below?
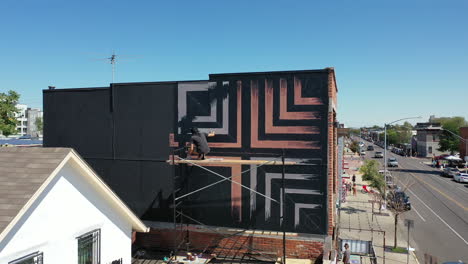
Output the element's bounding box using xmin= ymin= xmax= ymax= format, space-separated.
xmin=170 ymin=72 xmax=329 ymax=234
xmin=43 ymin=70 xmax=332 ymax=235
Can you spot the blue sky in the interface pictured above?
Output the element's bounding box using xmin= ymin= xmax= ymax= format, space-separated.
xmin=1 ymin=0 xmax=467 ymax=127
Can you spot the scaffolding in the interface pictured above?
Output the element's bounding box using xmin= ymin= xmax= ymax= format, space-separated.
xmin=169 ymin=148 xmax=294 ymax=263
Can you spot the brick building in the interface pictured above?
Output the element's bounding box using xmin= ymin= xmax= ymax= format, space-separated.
xmin=43 ymin=68 xmax=339 ymax=261
xmin=415 ymin=122 xmax=443 ymax=157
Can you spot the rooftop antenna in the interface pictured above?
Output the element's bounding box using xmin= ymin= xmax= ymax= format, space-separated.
xmin=91 ymin=51 xmax=139 ymax=83
xmin=109 ymin=51 xmax=116 ymax=83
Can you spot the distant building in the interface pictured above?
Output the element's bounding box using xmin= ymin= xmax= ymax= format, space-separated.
xmin=14 ymin=104 xmax=28 ymax=136
xmin=14 ymin=104 xmax=43 ymax=137
xmin=369 ymin=129 xmax=384 ymax=142
xmin=26 ymin=107 xmax=43 ymax=137
xmin=414 ymin=122 xmax=443 ymax=157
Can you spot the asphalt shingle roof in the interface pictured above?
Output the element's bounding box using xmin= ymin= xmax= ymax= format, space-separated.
xmin=0 ymin=147 xmax=71 ymax=234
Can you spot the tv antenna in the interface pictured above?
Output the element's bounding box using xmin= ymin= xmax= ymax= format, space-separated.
xmin=108 ymin=52 xmax=117 ymax=83
xmin=92 ymin=51 xmax=138 ymax=83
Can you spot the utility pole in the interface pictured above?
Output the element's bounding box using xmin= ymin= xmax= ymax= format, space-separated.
xmin=404 ymin=219 xmax=414 ymax=264
xmin=383 ymin=117 xmax=421 ymax=205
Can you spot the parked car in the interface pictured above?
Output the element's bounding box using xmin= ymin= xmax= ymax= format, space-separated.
xmin=367 ymin=145 xmax=374 ymax=151
xmin=374 ymin=151 xmax=384 ymax=158
xmin=387 ymin=190 xmax=411 ymax=211
xmin=442 ymin=167 xmax=459 ymax=178
xmin=387 ymin=157 xmax=398 ymax=167
xmin=453 ymin=172 xmax=468 ymax=183
xmin=360 ymin=150 xmax=366 ymax=156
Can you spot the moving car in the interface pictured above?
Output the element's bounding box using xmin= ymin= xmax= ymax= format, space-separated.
xmin=387 ymin=189 xmax=411 ymax=211
xmin=387 ymin=157 xmax=398 ymax=167
xmin=453 ymin=172 xmax=468 ymax=183
xmin=367 ymin=145 xmax=374 ymax=151
xmin=374 ymin=151 xmax=384 ymax=158
xmin=442 ymin=167 xmax=459 ymax=178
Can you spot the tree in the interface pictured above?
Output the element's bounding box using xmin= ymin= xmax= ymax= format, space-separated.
xmin=35 ymin=117 xmax=43 ymax=134
xmin=360 ymin=160 xmax=386 ymax=212
xmin=360 ymin=160 xmax=385 ymax=193
xmin=434 ymin=117 xmax=468 ymax=154
xmin=349 ymin=141 xmax=360 ymax=153
xmin=387 ymin=186 xmax=413 ymax=249
xmin=0 ymin=91 xmax=20 ymax=137
xmin=386 ymin=123 xmax=413 ymax=146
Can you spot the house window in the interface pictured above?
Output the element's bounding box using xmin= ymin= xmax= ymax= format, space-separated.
xmin=428 ymin=146 xmax=433 ymax=154
xmin=77 ymin=229 xmax=100 ymax=264
xmin=9 ymin=251 xmax=43 ymax=264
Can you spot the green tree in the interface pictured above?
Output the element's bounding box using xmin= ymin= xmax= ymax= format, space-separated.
xmin=35 ymin=116 xmax=43 ymax=134
xmin=385 ymin=123 xmax=413 ymax=146
xmin=0 ymin=91 xmax=20 ymax=137
xmin=359 ymin=160 xmax=385 ymax=193
xmin=349 ymin=141 xmax=360 ymax=153
xmin=434 ymin=117 xmax=468 ymax=154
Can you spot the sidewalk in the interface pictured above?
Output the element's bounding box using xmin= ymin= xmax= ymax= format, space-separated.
xmin=338 ymin=154 xmax=419 ymax=264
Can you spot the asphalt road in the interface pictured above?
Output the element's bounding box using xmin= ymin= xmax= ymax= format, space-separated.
xmin=361 ymin=142 xmax=468 ymax=263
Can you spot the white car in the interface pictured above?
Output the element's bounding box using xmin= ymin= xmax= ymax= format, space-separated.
xmin=387 ymin=157 xmax=398 ymax=167
xmin=453 ymin=172 xmax=468 ymax=183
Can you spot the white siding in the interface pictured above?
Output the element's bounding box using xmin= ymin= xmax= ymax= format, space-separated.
xmin=0 ymin=159 xmax=133 ymax=264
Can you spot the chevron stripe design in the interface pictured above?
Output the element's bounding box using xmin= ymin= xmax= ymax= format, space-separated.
xmin=250 ymin=79 xmax=321 ymax=149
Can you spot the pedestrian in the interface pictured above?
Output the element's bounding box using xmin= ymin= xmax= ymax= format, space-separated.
xmin=342 ymin=243 xmax=351 ymax=264
xmin=352 ymin=183 xmax=357 ymax=196
xmin=352 ymin=174 xmax=356 ymax=184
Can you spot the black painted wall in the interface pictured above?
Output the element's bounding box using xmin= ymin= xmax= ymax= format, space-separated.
xmin=44 ymin=70 xmax=331 ymax=235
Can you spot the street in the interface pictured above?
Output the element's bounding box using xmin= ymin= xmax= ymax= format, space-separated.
xmin=364 ymin=142 xmax=468 ymax=262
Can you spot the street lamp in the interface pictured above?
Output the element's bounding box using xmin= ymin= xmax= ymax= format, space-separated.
xmin=383 ymin=116 xmax=422 ymax=207
xmin=441 ymin=128 xmax=468 ymax=169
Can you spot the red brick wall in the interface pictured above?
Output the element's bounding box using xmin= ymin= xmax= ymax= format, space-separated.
xmin=136 ymin=228 xmax=324 ymax=260
xmin=326 ymin=68 xmax=338 ymax=237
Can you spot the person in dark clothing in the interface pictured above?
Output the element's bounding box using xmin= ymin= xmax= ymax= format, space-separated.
xmin=352 ymin=174 xmax=356 ymax=183
xmin=189 ymin=127 xmax=215 ymax=160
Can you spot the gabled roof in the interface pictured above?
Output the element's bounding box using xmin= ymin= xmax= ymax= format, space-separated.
xmin=0 ymin=147 xmax=148 ymax=243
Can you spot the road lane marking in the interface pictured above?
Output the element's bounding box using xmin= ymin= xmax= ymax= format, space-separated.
xmin=411 ymin=206 xmax=426 ymax=222
xmin=409 ymin=162 xmax=468 ymax=193
xmin=457 ymin=187 xmax=468 ymax=194
xmin=409 ymin=172 xmax=468 ymax=211
xmin=407 ymin=189 xmax=468 ymax=246
xmin=390 ymin=156 xmax=468 ymax=211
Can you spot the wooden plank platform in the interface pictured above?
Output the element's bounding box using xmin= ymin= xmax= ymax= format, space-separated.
xmin=167 ymin=158 xmax=297 ymax=166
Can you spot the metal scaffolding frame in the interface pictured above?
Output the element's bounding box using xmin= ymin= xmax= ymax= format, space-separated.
xmin=170 ymin=148 xmax=292 ymax=263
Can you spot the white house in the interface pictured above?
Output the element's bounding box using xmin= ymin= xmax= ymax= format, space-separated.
xmin=0 ymin=147 xmax=149 ymax=264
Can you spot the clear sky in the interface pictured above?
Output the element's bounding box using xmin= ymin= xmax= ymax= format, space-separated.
xmin=1 ymin=0 xmax=467 ymax=127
